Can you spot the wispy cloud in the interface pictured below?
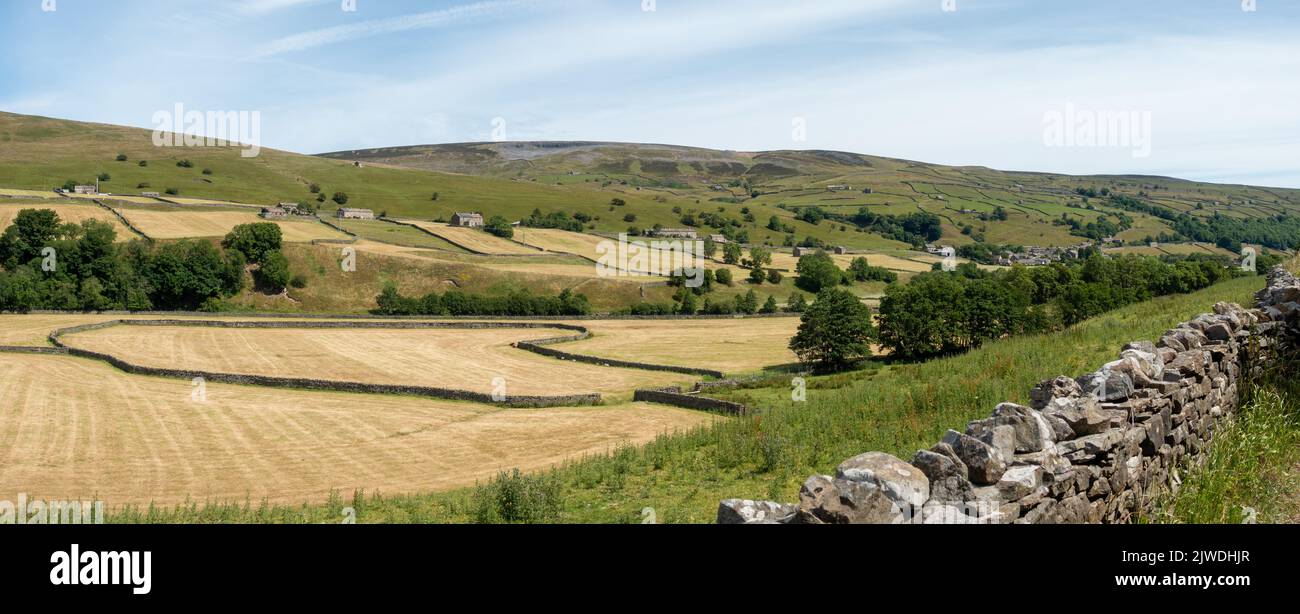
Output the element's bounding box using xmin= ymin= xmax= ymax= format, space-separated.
xmin=234 ymin=0 xmax=331 ymax=16
xmin=249 ymin=0 xmax=534 ymax=58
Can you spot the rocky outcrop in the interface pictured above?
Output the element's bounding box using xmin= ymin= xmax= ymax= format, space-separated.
xmin=718 ymin=266 xmax=1300 ymax=524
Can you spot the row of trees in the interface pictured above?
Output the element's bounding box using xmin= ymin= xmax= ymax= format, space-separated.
xmin=876 ymin=254 xmax=1243 ymax=359
xmin=373 ymin=285 xmax=592 ymax=316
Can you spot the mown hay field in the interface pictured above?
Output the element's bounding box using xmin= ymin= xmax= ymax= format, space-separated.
xmin=350 ymin=240 xmax=611 ymax=280
xmin=558 ymin=317 xmax=801 ymax=373
xmin=115 ymin=208 xmax=348 ymax=242
xmin=58 ymin=324 xmax=695 ymax=398
xmin=0 ymin=314 xmax=801 ymax=376
xmin=0 ymin=202 xmax=132 ymax=240
xmin=398 ymin=220 xmax=541 ymax=255
xmin=0 ymin=353 xmax=713 ymax=506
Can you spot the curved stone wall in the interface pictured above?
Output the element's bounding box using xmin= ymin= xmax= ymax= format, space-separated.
xmin=47 ymin=320 xmax=602 ymax=408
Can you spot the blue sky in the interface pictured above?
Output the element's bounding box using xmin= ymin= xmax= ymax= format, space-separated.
xmin=2 ymin=0 xmax=1298 ymax=187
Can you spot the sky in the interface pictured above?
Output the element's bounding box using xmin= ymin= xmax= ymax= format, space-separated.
xmin=2 ymin=0 xmax=1298 ymax=187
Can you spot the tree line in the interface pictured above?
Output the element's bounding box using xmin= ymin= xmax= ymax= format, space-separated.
xmin=876 ymin=254 xmax=1246 ymax=359
xmin=374 ymin=284 xmax=592 ymax=316
xmin=0 ymin=209 xmax=298 ymax=312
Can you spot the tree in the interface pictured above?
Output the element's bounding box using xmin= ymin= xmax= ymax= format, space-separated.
xmin=715 ymin=268 xmax=734 ymax=286
xmin=760 ymin=295 xmax=779 ymax=314
xmin=748 ymin=266 xmax=766 ymax=284
xmin=485 ymin=216 xmax=514 ymax=239
xmin=332 ymin=192 xmax=349 ymax=205
xmin=0 ymin=209 xmax=62 ymax=269
xmin=115 ymin=154 xmax=128 ymax=162
xmin=222 ymin=223 xmax=283 ymax=264
xmin=750 ymin=246 xmax=772 ymax=268
xmin=789 ymin=288 xmax=875 ymax=372
xmin=795 ymin=251 xmax=843 ymax=292
xmin=677 ymin=288 xmax=698 ymax=314
xmin=767 ymin=269 xmax=783 ymax=284
xmin=431 ymin=192 xmax=440 ymax=201
xmin=787 ymin=292 xmax=808 ymax=313
xmin=611 ymin=198 xmax=626 ymax=207
xmin=735 ymin=289 xmax=759 ymax=314
xmin=309 ymin=183 xmax=321 ymax=194
xmin=723 ymin=242 xmax=743 ymax=265
xmin=177 ymin=159 xmax=193 ymax=168
xmin=256 ymin=250 xmax=291 ymax=293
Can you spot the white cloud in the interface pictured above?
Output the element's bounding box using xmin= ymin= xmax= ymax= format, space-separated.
xmin=248 ymin=0 xmax=536 ymax=58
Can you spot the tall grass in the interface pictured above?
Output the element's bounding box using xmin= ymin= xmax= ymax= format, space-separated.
xmin=104 ymin=275 xmax=1264 ymax=524
xmin=1148 ymin=351 xmax=1300 ymax=524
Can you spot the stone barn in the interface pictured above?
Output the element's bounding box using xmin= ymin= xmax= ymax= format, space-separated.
xmin=450 ymin=212 xmax=485 ymax=228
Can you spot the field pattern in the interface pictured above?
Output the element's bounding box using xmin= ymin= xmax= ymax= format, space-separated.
xmin=57 ymin=323 xmax=695 ymax=398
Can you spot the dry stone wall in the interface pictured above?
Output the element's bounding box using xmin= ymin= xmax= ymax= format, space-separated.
xmin=719 ymin=266 xmax=1300 ymax=524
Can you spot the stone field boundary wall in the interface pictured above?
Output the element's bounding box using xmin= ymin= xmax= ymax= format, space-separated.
xmin=633 ymin=387 xmax=749 ymax=416
xmin=718 ymin=266 xmax=1300 ymax=525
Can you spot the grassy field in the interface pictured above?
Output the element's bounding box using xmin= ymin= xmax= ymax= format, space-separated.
xmin=0 ymin=353 xmax=713 ymax=506
xmin=85 ymin=273 xmax=1264 ymax=523
xmin=333 ymin=218 xmax=469 ymax=251
xmin=1147 ymin=367 xmax=1300 ymax=524
xmin=59 ymin=323 xmax=695 ymax=399
xmin=226 ymin=242 xmax=668 ymax=314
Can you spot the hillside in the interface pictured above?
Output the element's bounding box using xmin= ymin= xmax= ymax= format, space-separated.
xmin=321 ymin=141 xmax=1300 ymax=253
xmin=7 ymin=111 xmax=1299 ymax=258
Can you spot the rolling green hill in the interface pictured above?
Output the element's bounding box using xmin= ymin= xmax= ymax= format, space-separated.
xmin=6 ymin=111 xmax=1298 ymax=257
xmin=322 ymin=141 xmax=1300 ymax=253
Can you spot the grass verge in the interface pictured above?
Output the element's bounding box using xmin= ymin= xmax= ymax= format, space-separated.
xmin=1147 ymin=351 xmax=1300 ymax=524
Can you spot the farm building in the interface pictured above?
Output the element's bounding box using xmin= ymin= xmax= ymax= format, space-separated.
xmin=450 ymin=212 xmax=485 ymax=228
xmin=337 ymin=208 xmax=375 ymax=220
xmin=72 ymin=185 xmax=97 ymax=195
xmin=708 ymin=234 xmax=728 ymax=245
xmin=278 ymin=202 xmax=300 ymax=214
xmin=833 ymin=246 xmax=849 ymax=255
xmin=260 ymin=207 xmax=289 ymax=219
xmin=140 ymin=191 xmax=161 ymax=197
xmin=793 ymin=247 xmax=808 ymax=257
xmin=652 ymin=227 xmax=698 ymax=239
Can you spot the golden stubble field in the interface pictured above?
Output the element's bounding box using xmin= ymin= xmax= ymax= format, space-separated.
xmin=0 ymin=353 xmax=714 ymax=505
xmin=0 ymin=313 xmax=798 ymax=505
xmin=114 ymin=208 xmax=348 ymax=242
xmin=58 ymin=324 xmax=694 ymax=397
xmin=399 ymin=220 xmax=541 ymax=255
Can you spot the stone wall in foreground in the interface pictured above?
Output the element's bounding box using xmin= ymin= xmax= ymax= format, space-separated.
xmin=718 ymin=267 xmax=1300 ymax=525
